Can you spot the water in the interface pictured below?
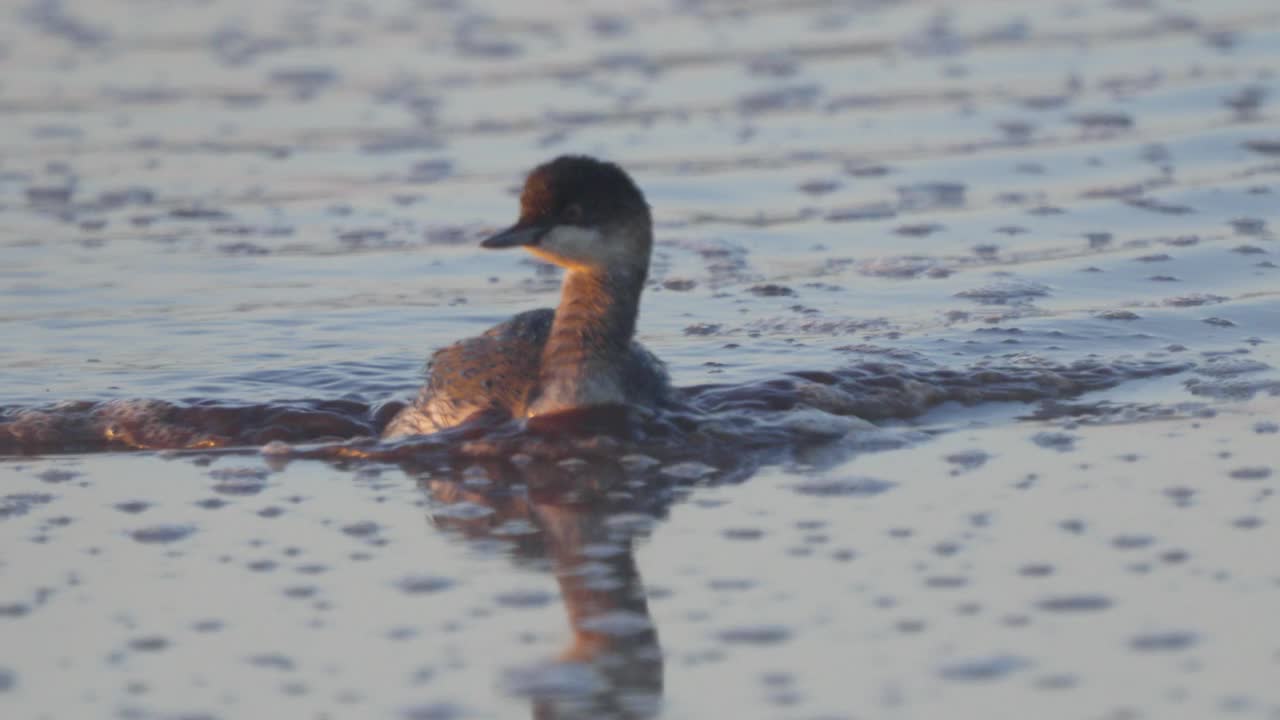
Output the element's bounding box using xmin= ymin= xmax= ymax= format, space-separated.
xmin=2 ymin=0 xmax=1279 ymax=717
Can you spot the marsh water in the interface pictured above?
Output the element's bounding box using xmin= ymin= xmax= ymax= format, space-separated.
xmin=2 ymin=0 xmax=1279 ymax=717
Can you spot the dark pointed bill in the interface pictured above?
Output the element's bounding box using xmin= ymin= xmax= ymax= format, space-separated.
xmin=480 ymin=223 xmax=548 ymax=249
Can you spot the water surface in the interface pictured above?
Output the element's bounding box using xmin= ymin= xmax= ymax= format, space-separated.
xmin=2 ymin=0 xmax=1279 ymax=717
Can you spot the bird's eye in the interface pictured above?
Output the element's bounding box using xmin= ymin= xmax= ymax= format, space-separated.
xmin=563 ymin=204 xmax=583 ymax=223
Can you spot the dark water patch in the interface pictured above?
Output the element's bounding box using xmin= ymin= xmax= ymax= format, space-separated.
xmin=0 ymin=493 xmax=55 ymax=520
xmin=1126 ymin=197 xmax=1193 ymax=215
xmin=268 ymin=67 xmax=338 ymax=98
xmin=1232 ymin=515 xmax=1263 ymax=530
xmin=1096 ymin=310 xmax=1141 ymax=321
xmin=282 ymin=585 xmax=318 ymax=599
xmin=1031 ymin=432 xmax=1077 ymax=452
xmin=944 ymin=449 xmax=990 ymax=473
xmin=408 ymin=159 xmax=454 ymax=184
xmin=1024 ymin=399 xmax=1212 ymax=426
xmin=895 ymin=223 xmax=944 ymax=237
xmin=797 ymin=179 xmax=840 ymax=196
xmin=938 ymin=654 xmax=1029 ymax=682
xmin=1036 ymin=595 xmax=1112 ymax=613
xmin=1034 ymin=673 xmax=1078 ymax=691
xmin=1229 ymin=466 xmax=1272 ymax=480
xmin=342 ymin=521 xmax=382 ymax=538
xmin=0 ymin=603 xmax=31 ymax=618
xmin=403 ymin=702 xmax=465 ymax=720
xmin=1164 ymin=486 xmax=1196 ymax=506
xmin=1163 ymin=293 xmax=1228 ymax=307
xmin=1112 ymin=534 xmax=1155 ymax=550
xmin=169 ymin=207 xmax=232 ymax=221
xmin=708 ymin=578 xmax=755 ymax=592
xmin=396 ymin=575 xmax=455 ymax=595
xmin=790 ymin=476 xmax=893 ymax=497
xmin=717 ymin=625 xmax=790 ymax=646
xmin=22 ymin=0 xmax=109 ymax=47
xmin=1129 ymin=631 xmax=1198 ymax=653
xmin=1230 ymin=217 xmax=1268 ymax=236
xmin=1069 ymin=113 xmax=1133 ymax=131
xmin=37 ymin=468 xmax=79 ymax=483
xmin=1232 ymin=244 xmax=1268 ymax=255
xmin=897 ymin=182 xmax=965 ymax=211
xmin=1195 ymin=358 xmax=1270 ymax=378
xmin=955 ymin=280 xmax=1050 ymax=304
xmin=128 ymin=636 xmax=170 ymax=653
xmin=857 ymin=255 xmax=942 ymax=279
xmin=1184 ymin=377 xmax=1280 ymax=401
xmin=826 ymin=202 xmax=896 ymax=223
xmin=25 ymin=186 xmax=74 ymax=205
xmin=1243 ymin=140 xmax=1280 ymax=156
xmin=247 ymin=653 xmax=295 ymax=671
xmin=494 ymin=589 xmax=555 ymax=608
xmin=747 ymin=284 xmax=795 ymax=298
xmin=130 ymin=525 xmax=196 ymax=544
xmin=217 ymin=241 xmax=271 ymax=256
xmin=737 ymin=84 xmax=820 ymax=113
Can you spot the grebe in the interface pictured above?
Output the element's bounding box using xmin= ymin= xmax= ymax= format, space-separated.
xmin=383 ymin=156 xmax=670 ymax=438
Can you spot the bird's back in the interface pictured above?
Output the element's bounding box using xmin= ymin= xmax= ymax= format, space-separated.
xmin=383 ymin=308 xmax=669 ymax=438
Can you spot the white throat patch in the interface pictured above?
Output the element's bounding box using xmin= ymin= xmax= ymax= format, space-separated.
xmin=527 ymin=225 xmax=614 ymax=269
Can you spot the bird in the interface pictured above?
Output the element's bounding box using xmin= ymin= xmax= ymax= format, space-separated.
xmin=383 ymin=155 xmax=670 ymax=438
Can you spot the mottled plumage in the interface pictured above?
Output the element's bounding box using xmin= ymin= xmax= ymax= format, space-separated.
xmin=384 ymin=157 xmax=669 ymax=438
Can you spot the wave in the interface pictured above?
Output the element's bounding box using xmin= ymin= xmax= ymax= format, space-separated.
xmin=0 ymin=355 xmax=1190 ymax=458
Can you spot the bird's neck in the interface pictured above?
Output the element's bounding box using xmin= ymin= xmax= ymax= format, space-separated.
xmin=533 ymin=265 xmax=646 ymax=415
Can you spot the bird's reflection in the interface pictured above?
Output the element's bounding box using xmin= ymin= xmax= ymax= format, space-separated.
xmin=415 ymin=456 xmax=667 ymax=719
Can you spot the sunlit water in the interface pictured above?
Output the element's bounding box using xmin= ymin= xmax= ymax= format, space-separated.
xmin=2 ymin=0 xmax=1279 ymax=717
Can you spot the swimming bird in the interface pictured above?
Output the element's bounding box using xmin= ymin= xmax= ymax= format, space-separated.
xmin=383 ymin=155 xmax=670 ymax=438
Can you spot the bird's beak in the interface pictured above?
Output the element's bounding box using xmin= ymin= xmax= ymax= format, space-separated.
xmin=480 ymin=223 xmax=548 ymax=249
